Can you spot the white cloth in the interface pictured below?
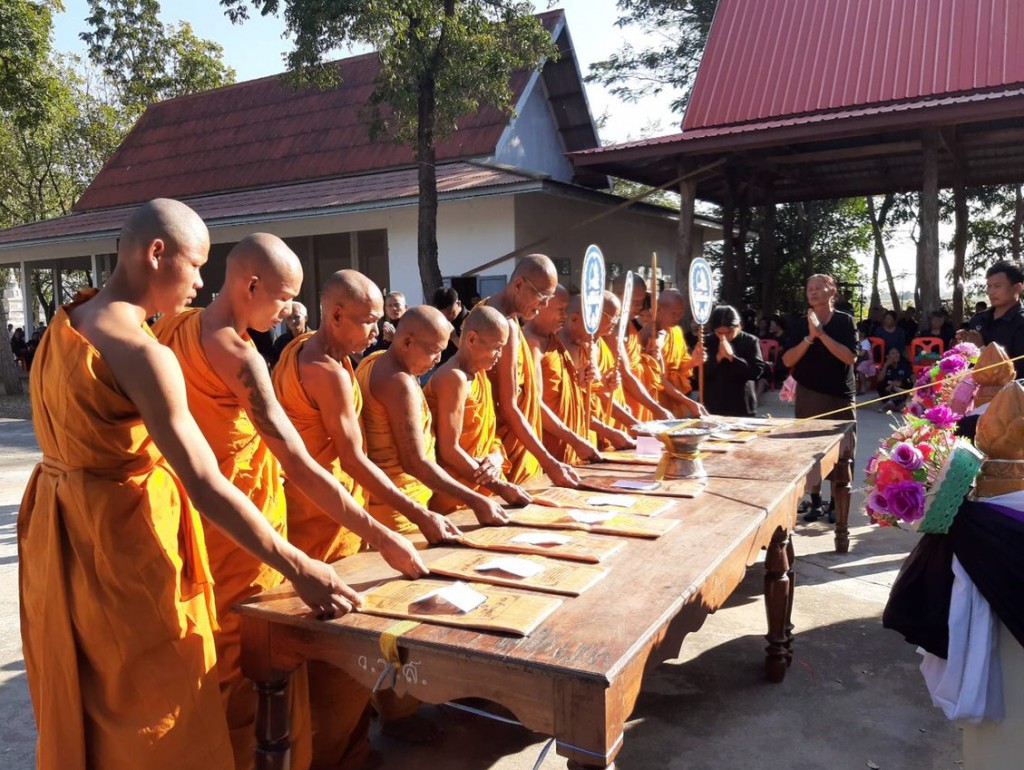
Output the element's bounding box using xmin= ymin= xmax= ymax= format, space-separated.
xmin=918 ymin=556 xmax=1003 ymax=723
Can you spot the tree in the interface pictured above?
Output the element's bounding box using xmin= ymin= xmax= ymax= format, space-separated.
xmin=219 ymin=0 xmax=558 ymax=300
xmin=586 ymin=0 xmax=718 ymax=115
xmin=82 ymin=0 xmax=235 ymax=116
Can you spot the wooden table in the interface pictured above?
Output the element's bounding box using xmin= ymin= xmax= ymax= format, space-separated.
xmin=238 ymin=419 xmax=852 ymax=769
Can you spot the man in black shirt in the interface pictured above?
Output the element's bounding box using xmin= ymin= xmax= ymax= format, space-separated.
xmin=782 ymin=274 xmax=858 ymax=523
xmin=962 ymin=260 xmax=1024 ymax=378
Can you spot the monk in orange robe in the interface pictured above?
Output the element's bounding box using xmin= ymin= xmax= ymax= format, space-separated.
xmin=485 ymin=255 xmax=581 ymax=487
xmin=425 ymin=305 xmax=533 ymax=511
xmin=155 ymin=234 xmax=426 ymax=770
xmin=653 ymin=288 xmax=705 ymax=418
xmin=272 ymin=270 xmax=459 ymax=766
xmin=611 ymin=272 xmax=673 ymax=424
xmin=524 ymin=286 xmax=602 ymax=466
xmin=19 ymin=199 xmax=354 ymax=770
xmin=594 ymin=291 xmax=640 ymax=437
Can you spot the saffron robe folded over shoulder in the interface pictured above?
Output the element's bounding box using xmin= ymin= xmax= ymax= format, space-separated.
xmin=19 ymin=299 xmax=233 ymax=770
xmin=154 ymin=309 xmax=311 ymax=770
xmin=271 ymin=332 xmax=372 ymax=770
xmin=594 ymin=337 xmax=630 ymax=434
xmin=538 ymin=337 xmax=596 ymax=466
xmin=424 ymin=369 xmax=508 ymax=512
xmin=491 ymin=321 xmax=544 ymax=485
xmin=660 ymin=326 xmax=696 ymax=412
xmin=272 ymin=332 xmax=363 ymax=563
xmin=624 ymin=322 xmax=663 ymax=423
xmin=355 ymin=351 xmax=434 ymax=535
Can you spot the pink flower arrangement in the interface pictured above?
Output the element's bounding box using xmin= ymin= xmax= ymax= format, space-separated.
xmin=864 ymin=406 xmax=963 ymax=528
xmin=905 ymin=342 xmax=980 ymax=415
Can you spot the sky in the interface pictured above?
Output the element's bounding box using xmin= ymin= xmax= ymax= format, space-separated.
xmin=49 ymin=1 xmax=930 ymax=302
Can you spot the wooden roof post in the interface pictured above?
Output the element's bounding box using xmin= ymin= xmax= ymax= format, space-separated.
xmin=759 ymin=176 xmax=777 ymax=315
xmin=722 ymin=164 xmax=737 ymax=305
xmin=676 ymin=163 xmax=696 ymax=309
xmin=946 ymin=128 xmax=968 ymax=326
xmin=918 ymin=129 xmax=941 ymax=319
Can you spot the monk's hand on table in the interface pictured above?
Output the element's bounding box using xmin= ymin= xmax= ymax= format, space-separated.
xmin=378 ymin=531 xmax=430 ymax=578
xmin=548 ymin=462 xmax=582 ymax=488
xmin=469 ymin=496 xmax=510 ymax=526
xmin=471 ymin=456 xmax=503 ymax=484
xmin=609 ymin=429 xmax=636 ymax=450
xmin=572 ymin=437 xmax=602 ymax=463
xmin=495 ymin=481 xmax=533 ymax=507
xmin=293 ymin=557 xmax=362 ymax=619
xmin=417 ymin=509 xmax=463 ymax=543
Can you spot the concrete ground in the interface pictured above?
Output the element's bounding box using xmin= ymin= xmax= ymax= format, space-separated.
xmin=0 ymin=392 xmax=963 ymax=769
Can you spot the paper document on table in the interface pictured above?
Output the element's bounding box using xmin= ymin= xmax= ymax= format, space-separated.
xmin=428 ymin=550 xmax=607 ymax=596
xmin=458 ymin=526 xmax=625 ymax=563
xmin=509 ymin=505 xmax=679 ymax=539
xmin=530 ymin=487 xmax=673 ymax=516
xmin=359 ymin=579 xmax=561 ymax=636
xmin=410 ymin=581 xmax=486 ymax=613
xmin=600 ymin=450 xmax=660 ymax=466
xmin=578 ymin=475 xmax=706 ymax=499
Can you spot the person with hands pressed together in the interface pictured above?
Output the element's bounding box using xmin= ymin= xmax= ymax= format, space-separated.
xmin=781 ymin=273 xmax=858 ymax=522
xmin=702 ymin=305 xmax=766 ymax=417
xmin=425 ymin=305 xmax=533 ymax=511
xmin=595 ymin=290 xmax=642 ymax=436
xmin=19 ymin=200 xmax=355 ymax=770
xmin=648 ymin=288 xmax=706 ymax=418
xmin=485 ymin=255 xmax=583 ymax=487
xmin=155 ymin=233 xmax=427 ymax=769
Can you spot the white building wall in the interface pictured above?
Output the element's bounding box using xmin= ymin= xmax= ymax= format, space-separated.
xmin=492 ymin=76 xmax=575 ymax=184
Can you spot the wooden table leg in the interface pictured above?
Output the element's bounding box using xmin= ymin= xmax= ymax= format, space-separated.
xmin=567 ymin=762 xmax=615 ymax=770
xmin=831 ymin=456 xmax=853 ymax=554
xmin=784 ymin=533 xmax=796 ymax=665
xmin=254 ymin=675 xmax=292 ymax=770
xmin=764 ymin=526 xmax=791 ymax=683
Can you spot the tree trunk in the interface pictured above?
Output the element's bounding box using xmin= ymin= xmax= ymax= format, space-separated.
xmin=759 ymin=191 xmax=777 ymax=315
xmin=0 ymin=298 xmax=24 ymax=396
xmin=676 ymin=175 xmax=696 ymax=307
xmin=721 ymin=179 xmax=736 ymax=305
xmin=952 ymin=170 xmax=968 ymax=326
xmin=866 ymin=195 xmax=901 ymax=312
xmin=918 ymin=129 xmax=941 ymax=318
xmin=1013 ymin=184 xmax=1023 ymax=263
xmin=734 ymin=181 xmax=751 ymax=301
xmin=416 ymin=73 xmax=442 ymax=303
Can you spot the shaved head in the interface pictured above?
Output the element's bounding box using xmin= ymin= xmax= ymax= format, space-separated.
xmin=225 ymin=233 xmax=302 ymax=284
xmin=602 ymin=289 xmax=621 ymax=314
xmin=397 ymin=305 xmax=451 ymax=341
xmin=322 ymin=269 xmax=381 ymax=312
xmin=611 ymin=272 xmax=648 ymax=294
xmin=660 ymin=289 xmax=685 ymax=312
xmin=461 ymin=305 xmax=507 ymax=337
xmin=119 ymin=198 xmax=208 ymax=260
xmin=511 ymin=254 xmax=558 ymax=284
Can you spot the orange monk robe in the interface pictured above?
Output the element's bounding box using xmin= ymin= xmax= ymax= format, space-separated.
xmin=424 ymin=369 xmax=508 ymax=513
xmin=593 ymin=337 xmax=630 ymax=435
xmin=154 ymin=309 xmax=311 ymax=770
xmin=20 ymin=299 xmax=233 ymax=770
xmin=538 ymin=337 xmax=597 ymax=465
xmin=354 ymin=351 xmax=434 ymax=535
xmin=271 ymin=332 xmax=372 ymax=770
xmin=659 ymin=325 xmax=696 ymax=409
xmin=492 ymin=322 xmax=544 ymax=485
xmin=624 ymin=322 xmax=663 ymax=423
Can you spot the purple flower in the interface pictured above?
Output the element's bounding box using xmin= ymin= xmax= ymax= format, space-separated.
xmin=884 ymin=480 xmax=926 ymax=523
xmin=866 ymin=491 xmax=890 ymax=513
xmin=950 ymin=342 xmax=980 ymax=359
xmin=939 ymin=355 xmax=967 ymax=375
xmin=907 ymin=401 xmax=925 ymax=418
xmin=923 ymin=404 xmax=959 ymax=429
xmin=891 ymin=441 xmax=924 ymax=471
xmin=915 ymin=369 xmax=933 ymax=386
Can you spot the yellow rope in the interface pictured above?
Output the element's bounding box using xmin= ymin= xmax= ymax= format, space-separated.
xmin=379 ymin=619 xmax=421 ymax=670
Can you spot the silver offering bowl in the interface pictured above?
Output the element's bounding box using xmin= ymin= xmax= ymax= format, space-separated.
xmin=636 ymin=419 xmax=720 ymax=479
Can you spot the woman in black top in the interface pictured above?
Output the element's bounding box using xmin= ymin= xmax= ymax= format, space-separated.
xmin=703 ymin=306 xmax=767 ymax=417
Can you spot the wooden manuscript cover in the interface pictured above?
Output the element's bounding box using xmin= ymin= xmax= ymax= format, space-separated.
xmin=457 ymin=526 xmax=625 ymax=563
xmin=530 ymin=486 xmax=673 ymax=516
xmin=428 ymin=551 xmax=607 ymax=596
xmin=508 ymin=505 xmax=679 ymax=539
xmin=578 ymin=474 xmax=706 ymax=499
xmin=359 ymin=579 xmax=561 ymax=636
xmin=599 ymin=450 xmax=660 ymax=465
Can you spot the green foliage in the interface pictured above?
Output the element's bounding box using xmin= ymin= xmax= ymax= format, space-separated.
xmin=0 ymin=0 xmax=63 ymax=128
xmin=586 ymin=0 xmax=718 ymax=115
xmin=82 ymin=0 xmax=235 ymax=115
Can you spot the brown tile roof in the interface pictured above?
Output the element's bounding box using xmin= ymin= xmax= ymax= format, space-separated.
xmin=0 ymin=163 xmax=539 ymax=248
xmin=74 ymin=11 xmax=565 ymax=213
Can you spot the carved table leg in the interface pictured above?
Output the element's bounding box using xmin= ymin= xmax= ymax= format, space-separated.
xmin=831 ymin=456 xmax=853 ymax=554
xmin=764 ymin=526 xmax=792 ymax=683
xmin=784 ymin=534 xmax=796 ymax=665
xmin=254 ymin=676 xmax=292 ymax=770
xmin=567 ymin=761 xmax=614 ymax=770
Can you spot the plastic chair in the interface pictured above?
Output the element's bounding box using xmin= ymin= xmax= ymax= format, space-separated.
xmin=910 ymin=336 xmax=945 ymax=375
xmin=759 ymin=338 xmax=780 ymax=388
xmin=866 ymin=337 xmax=885 ymax=367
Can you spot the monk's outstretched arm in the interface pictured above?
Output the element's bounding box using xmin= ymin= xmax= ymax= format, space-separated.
xmin=375 ymin=370 xmax=509 ymax=526
xmin=304 ymin=360 xmax=460 ymax=543
xmin=614 ymin=338 xmax=672 ymax=420
xmin=494 ymin=325 xmax=581 ymax=487
xmin=205 ymin=334 xmax=426 ymax=578
xmin=111 ymin=341 xmax=358 ymax=616
xmin=432 ymin=368 xmax=532 ymax=506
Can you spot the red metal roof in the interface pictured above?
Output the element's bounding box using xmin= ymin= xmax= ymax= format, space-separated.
xmin=0 ymin=163 xmax=536 ymax=248
xmin=74 ymin=11 xmax=564 ymax=213
xmin=684 ymin=0 xmax=1024 ymax=131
